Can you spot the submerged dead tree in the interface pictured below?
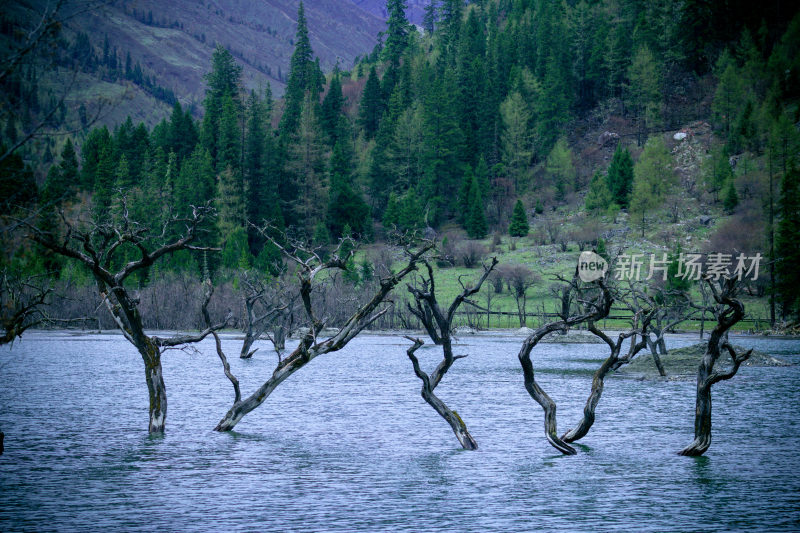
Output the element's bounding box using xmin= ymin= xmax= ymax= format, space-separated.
xmin=25 ymin=203 xmax=227 ymax=432
xmin=561 ymin=310 xmax=653 ymax=443
xmin=404 ymin=257 xmax=498 ymax=449
xmin=238 ymin=272 xmax=298 ymax=359
xmin=679 ymin=277 xmax=752 ymax=456
xmin=517 ymin=275 xmax=612 ymax=455
xmin=213 ymin=231 xmax=434 ymax=432
xmin=0 ymin=271 xmax=52 ymax=345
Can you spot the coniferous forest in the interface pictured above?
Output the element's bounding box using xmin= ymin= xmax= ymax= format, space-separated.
xmin=3 ymin=0 xmax=800 ymax=328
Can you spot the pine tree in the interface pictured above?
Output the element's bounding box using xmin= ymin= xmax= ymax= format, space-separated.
xmin=722 ymin=176 xmax=739 ymax=213
xmin=285 ymin=93 xmax=327 ymax=235
xmin=585 ymin=170 xmax=613 ymax=215
xmin=280 ymin=1 xmax=315 ymax=136
xmin=509 ymin=199 xmax=529 ymax=237
xmin=201 ymin=45 xmax=242 ymax=170
xmin=466 ymin=174 xmax=488 ymax=239
xmin=500 ymin=91 xmax=532 ymax=192
xmin=59 ymin=138 xmax=79 ymax=192
xmin=383 ymin=0 xmax=409 ymax=68
xmin=546 ymin=137 xmax=576 ymax=201
xmin=175 ymin=146 xmax=216 ymax=217
xmin=776 ymin=165 xmax=800 ymax=318
xmin=630 ymin=136 xmax=675 ymax=236
xmin=628 ymin=46 xmax=662 ymax=145
xmin=217 ymin=166 xmax=246 ymax=239
xmin=218 ymin=92 xmax=241 ymax=173
xmin=327 ymin=140 xmax=371 ymax=238
xmin=320 ymin=67 xmax=344 ymax=145
xmin=607 ymin=144 xmax=634 ymax=208
xmin=358 ymin=66 xmax=383 ymax=138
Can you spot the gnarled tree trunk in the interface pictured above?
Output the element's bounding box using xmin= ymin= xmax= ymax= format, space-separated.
xmin=562 ymin=320 xmax=650 ymax=443
xmin=517 ymin=277 xmax=612 ymax=455
xmin=404 ymin=258 xmax=497 ymax=450
xmin=679 ymin=278 xmax=752 ymax=456
xmin=141 ymin=338 xmax=168 ymax=432
xmin=405 ymin=337 xmax=477 ymax=450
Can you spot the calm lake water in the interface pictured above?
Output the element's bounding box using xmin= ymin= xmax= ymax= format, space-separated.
xmin=2 ymin=331 xmax=800 ymax=531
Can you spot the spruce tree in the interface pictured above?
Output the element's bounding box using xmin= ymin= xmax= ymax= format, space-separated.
xmin=509 ymin=199 xmax=529 ymax=237
xmin=776 ymin=165 xmax=800 ymax=318
xmin=722 ymin=176 xmax=739 ymax=213
xmin=280 ymin=1 xmax=315 ymax=136
xmin=466 ymin=174 xmax=488 ymax=239
xmin=358 ymin=66 xmax=383 ymax=138
xmin=320 ymin=67 xmax=344 ymax=145
xmin=585 ymin=170 xmax=613 ymax=215
xmin=607 ymin=144 xmax=634 ymax=208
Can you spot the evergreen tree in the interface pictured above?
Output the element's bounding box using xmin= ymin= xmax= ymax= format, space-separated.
xmin=509 ymin=199 xmax=529 ymax=237
xmin=776 ymin=165 xmax=800 ymax=318
xmin=280 ymin=1 xmax=315 ymax=136
xmin=320 ymin=67 xmax=344 ymax=145
xmin=545 ymin=137 xmax=577 ymax=201
xmin=705 ymin=145 xmax=734 ymax=201
xmin=630 ymin=136 xmax=675 ymax=236
xmin=42 ymin=139 xmax=79 ymax=204
xmin=285 ymin=93 xmax=327 ymax=235
xmin=585 ymin=170 xmax=614 ymax=215
xmin=174 ymin=146 xmax=216 ymax=218
xmin=722 ymin=176 xmax=739 ymax=213
xmin=358 ymin=66 xmax=383 ymax=138
xmin=217 ymin=166 xmax=246 ymax=239
xmin=628 ymin=45 xmax=662 ymax=145
xmin=500 ymin=91 xmax=532 ymax=192
xmin=383 ymin=0 xmax=409 ymax=68
xmin=201 ymin=45 xmax=242 ymax=170
xmin=80 ymin=126 xmax=112 ymax=191
xmin=327 ymin=140 xmax=371 ymax=238
xmin=607 ymin=144 xmax=634 ymax=208
xmin=218 ymin=92 xmax=242 ymax=173
xmin=465 ymin=174 xmax=488 ymax=239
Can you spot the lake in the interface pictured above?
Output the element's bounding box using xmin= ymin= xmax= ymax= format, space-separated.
xmin=2 ymin=331 xmax=800 ymax=531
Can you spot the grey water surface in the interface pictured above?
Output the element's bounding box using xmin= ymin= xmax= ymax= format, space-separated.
xmin=1 ymin=332 xmax=799 ymax=532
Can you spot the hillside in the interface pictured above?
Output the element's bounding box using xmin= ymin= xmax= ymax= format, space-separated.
xmin=18 ymin=0 xmax=385 ymax=126
xmin=350 ymin=0 xmax=429 ymax=25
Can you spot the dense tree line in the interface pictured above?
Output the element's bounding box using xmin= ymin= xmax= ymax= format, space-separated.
xmin=2 ymin=0 xmax=800 ymax=319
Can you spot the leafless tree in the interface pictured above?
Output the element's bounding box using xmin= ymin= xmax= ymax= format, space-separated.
xmin=0 ymin=270 xmax=52 ymax=345
xmin=497 ymin=264 xmax=538 ymax=327
xmin=237 ymin=271 xmax=298 ymax=359
xmin=679 ymin=277 xmax=752 ymax=456
xmin=404 ymin=257 xmax=498 ymax=449
xmin=455 ymin=241 xmax=487 ymax=268
xmin=561 ymin=306 xmax=653 ymax=443
xmin=213 ymin=229 xmax=434 ymax=432
xmin=516 ymin=275 xmax=612 ymax=455
xmin=22 ymin=202 xmax=227 ymax=432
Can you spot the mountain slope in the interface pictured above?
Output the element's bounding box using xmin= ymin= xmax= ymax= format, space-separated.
xmin=28 ymin=0 xmax=385 ymax=125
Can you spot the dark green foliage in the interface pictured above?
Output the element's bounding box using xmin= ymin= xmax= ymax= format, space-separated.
xmin=607 ymin=145 xmax=634 ymax=208
xmin=42 ymin=139 xmax=79 ymax=204
xmin=585 ymin=170 xmax=613 ymax=215
xmin=320 ymin=68 xmax=344 ymax=145
xmin=327 ymin=141 xmax=371 ymax=238
xmin=466 ymin=174 xmax=488 ymax=239
xmin=280 ymin=2 xmax=316 ymax=136
xmin=722 ymin=176 xmax=739 ymax=213
xmin=509 ymin=199 xmax=529 ymax=237
xmin=358 ymin=66 xmax=383 ymax=138
xmin=0 ymin=146 xmax=37 ymax=209
xmin=776 ymin=166 xmax=800 ymax=318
